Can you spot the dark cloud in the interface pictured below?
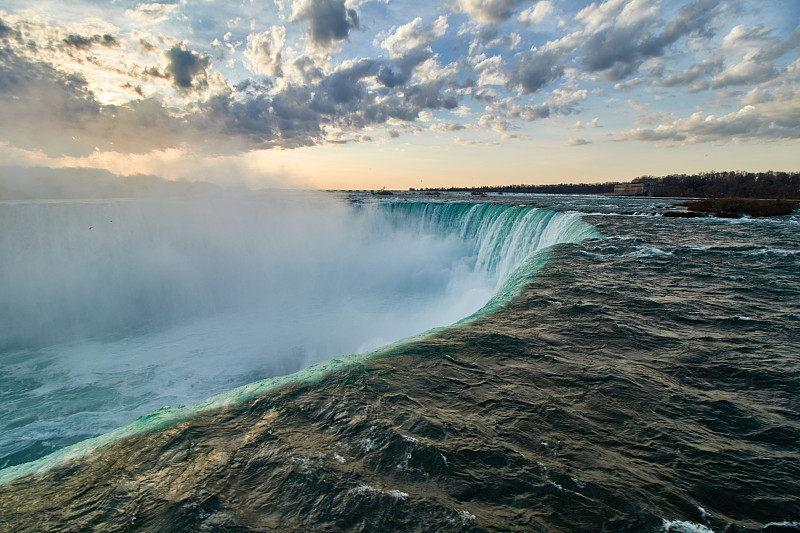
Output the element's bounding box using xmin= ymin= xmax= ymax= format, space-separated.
xmin=661 ymin=0 xmax=719 ymax=43
xmin=165 ymin=45 xmax=211 ymax=90
xmin=143 ymin=66 xmax=169 ymax=79
xmin=291 ymin=56 xmax=325 ymax=83
xmin=377 ymin=48 xmax=431 ymax=88
xmin=0 ymin=18 xmax=21 ymax=41
xmin=293 ymin=0 xmax=360 ymax=47
xmin=582 ymin=26 xmax=664 ymax=81
xmin=139 ymin=38 xmax=158 ymax=53
xmin=313 ymin=59 xmax=380 ymax=109
xmin=506 ymin=49 xmax=564 ymax=94
xmin=62 ymin=34 xmax=93 ymax=49
xmin=403 ymin=79 xmax=459 ymax=111
xmin=582 ymin=0 xmax=721 ymax=81
xmin=62 ymin=33 xmax=119 ymax=49
xmin=100 ymin=34 xmax=118 ymax=47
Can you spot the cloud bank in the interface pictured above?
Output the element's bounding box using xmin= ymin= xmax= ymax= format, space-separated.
xmin=0 ymin=0 xmax=797 ymax=166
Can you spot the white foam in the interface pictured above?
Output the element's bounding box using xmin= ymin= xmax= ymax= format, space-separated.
xmin=349 ymin=484 xmax=408 ymax=500
xmin=765 ymin=522 xmax=800 ymax=529
xmin=662 ymin=519 xmax=715 ymax=533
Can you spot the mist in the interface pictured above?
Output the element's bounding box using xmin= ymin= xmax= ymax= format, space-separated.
xmin=0 ymin=176 xmax=497 ymax=468
xmin=0 ymin=167 xmax=598 ymax=470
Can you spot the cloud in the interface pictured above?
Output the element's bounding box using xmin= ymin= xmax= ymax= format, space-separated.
xmin=721 ymin=24 xmax=772 ymax=49
xmin=310 ymin=59 xmax=379 ymax=110
xmin=430 ymin=122 xmax=467 ymax=132
xmin=509 ymin=104 xmax=550 ymax=120
xmin=580 ymin=0 xmax=721 ymax=81
xmin=505 ymin=49 xmax=564 ymax=94
xmin=518 ymin=1 xmax=554 ymax=27
xmin=62 ymin=33 xmax=119 ymax=49
xmin=0 ymin=18 xmax=14 ymax=38
xmin=571 ymin=117 xmax=600 ymax=129
xmin=0 ymin=19 xmax=469 ymax=159
xmin=291 ymin=0 xmax=360 ymax=48
xmin=1 ymin=0 xmax=796 ymax=165
xmin=380 ymin=16 xmax=448 ymax=58
xmin=472 ymin=81 xmax=588 ymax=137
xmin=244 ymin=27 xmax=286 ymax=77
xmin=124 ymin=2 xmax=180 ymax=25
xmin=0 ymin=47 xmax=196 ymax=157
xmin=473 ymin=54 xmax=506 ymax=86
xmin=655 ymin=58 xmax=722 ymax=92
xmin=712 ymin=25 xmax=800 ymax=88
xmin=616 ymin=92 xmax=800 ymax=144
xmin=165 ymin=45 xmax=212 ymax=91
xmin=288 ymin=55 xmax=326 ymax=84
xmin=712 ymin=60 xmax=778 ymax=88
xmin=454 ymin=0 xmax=528 ymax=25
xmin=376 ymin=47 xmax=432 ymax=88
xmin=567 ymin=138 xmax=590 ymax=145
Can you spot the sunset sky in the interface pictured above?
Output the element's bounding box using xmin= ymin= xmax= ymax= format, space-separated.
xmin=0 ymin=0 xmax=798 ymax=190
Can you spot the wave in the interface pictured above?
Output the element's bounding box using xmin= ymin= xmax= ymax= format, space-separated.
xmin=0 ymin=196 xmax=598 ymax=483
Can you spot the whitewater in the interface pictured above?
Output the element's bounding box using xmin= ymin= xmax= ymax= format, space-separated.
xmin=0 ymin=192 xmax=596 ymax=480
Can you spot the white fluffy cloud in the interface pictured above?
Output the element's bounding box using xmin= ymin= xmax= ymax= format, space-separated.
xmin=381 ymin=16 xmax=448 ymax=58
xmin=617 ymin=81 xmax=800 ymax=144
xmin=519 ymin=1 xmax=554 ymax=27
xmin=244 ymin=26 xmax=286 ymax=76
xmin=454 ymin=0 xmax=528 ymax=24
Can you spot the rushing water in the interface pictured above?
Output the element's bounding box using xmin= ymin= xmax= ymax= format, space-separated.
xmin=1 ymin=192 xmax=798 ymax=533
xmin=0 ymin=193 xmax=595 ymax=476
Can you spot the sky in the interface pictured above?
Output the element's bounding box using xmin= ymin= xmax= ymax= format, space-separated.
xmin=0 ymin=0 xmax=798 ymax=190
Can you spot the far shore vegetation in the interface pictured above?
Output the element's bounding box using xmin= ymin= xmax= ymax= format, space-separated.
xmin=422 ymin=170 xmax=800 ymax=200
xmin=368 ymin=171 xmax=800 ymax=217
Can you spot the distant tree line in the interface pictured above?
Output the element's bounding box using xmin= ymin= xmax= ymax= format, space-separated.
xmin=632 ymin=171 xmax=800 ymax=198
xmin=437 ymin=182 xmax=617 ymax=195
xmin=428 ymin=171 xmax=800 ymax=199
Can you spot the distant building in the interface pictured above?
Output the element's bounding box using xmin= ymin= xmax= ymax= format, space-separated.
xmin=613 ymin=179 xmax=662 ymax=196
xmin=613 ymin=182 xmax=646 ymax=195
